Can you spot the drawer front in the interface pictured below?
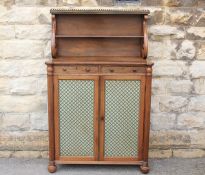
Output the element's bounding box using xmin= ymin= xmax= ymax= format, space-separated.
xmin=54 ymin=65 xmax=99 ymax=74
xmin=101 ymin=66 xmax=146 ymax=74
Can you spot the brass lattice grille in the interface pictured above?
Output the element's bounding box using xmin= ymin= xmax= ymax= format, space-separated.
xmin=59 ymin=80 xmax=95 ymax=157
xmin=104 ymin=80 xmax=141 ymax=157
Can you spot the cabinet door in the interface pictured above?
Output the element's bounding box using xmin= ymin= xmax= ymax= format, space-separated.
xmin=100 ymin=76 xmax=145 ymax=161
xmin=54 ymin=75 xmax=99 ymax=161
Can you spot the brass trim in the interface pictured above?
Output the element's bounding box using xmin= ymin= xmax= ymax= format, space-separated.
xmin=50 ymin=8 xmax=150 ymax=15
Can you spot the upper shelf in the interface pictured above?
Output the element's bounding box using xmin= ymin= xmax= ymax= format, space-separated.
xmin=51 ymin=8 xmax=149 ymax=59
xmin=50 ymin=8 xmax=150 ymax=15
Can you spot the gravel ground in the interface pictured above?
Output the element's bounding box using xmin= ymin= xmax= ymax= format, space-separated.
xmin=0 ymin=158 xmax=204 ymax=175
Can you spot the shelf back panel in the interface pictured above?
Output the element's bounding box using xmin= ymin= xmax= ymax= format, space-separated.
xmin=57 ymin=38 xmax=141 ymax=57
xmin=56 ymin=14 xmax=143 ymax=36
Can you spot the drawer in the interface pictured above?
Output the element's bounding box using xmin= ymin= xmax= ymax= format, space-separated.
xmin=101 ymin=66 xmax=146 ymax=74
xmin=54 ymin=65 xmax=99 ymax=74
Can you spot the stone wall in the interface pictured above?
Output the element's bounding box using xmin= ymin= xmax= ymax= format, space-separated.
xmin=0 ymin=0 xmax=205 ymax=159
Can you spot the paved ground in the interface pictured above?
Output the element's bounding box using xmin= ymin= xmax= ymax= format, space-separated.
xmin=0 ymin=158 xmax=204 ymax=175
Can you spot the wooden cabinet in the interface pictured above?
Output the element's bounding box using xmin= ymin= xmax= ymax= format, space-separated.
xmin=46 ymin=8 xmax=153 ymax=174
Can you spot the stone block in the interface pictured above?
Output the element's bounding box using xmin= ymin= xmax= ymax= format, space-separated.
xmin=41 ymin=0 xmax=57 ymax=5
xmin=149 ymin=25 xmax=185 ymax=40
xmin=0 ymin=95 xmax=47 ymax=113
xmin=0 ymin=151 xmax=12 ymax=158
xmin=37 ymin=7 xmax=51 ymax=24
xmin=15 ymin=0 xmax=37 ymax=5
xmin=193 ymin=78 xmax=205 ymax=94
xmin=16 ymin=0 xmax=57 ymax=6
xmin=0 ymin=7 xmax=37 ymax=24
xmin=173 ymin=149 xmax=205 ymax=158
xmin=164 ymin=0 xmax=181 ymax=6
xmin=141 ymin=0 xmax=163 ymax=6
xmin=190 ymin=61 xmax=205 ymax=78
xmin=152 ymin=78 xmax=167 ymax=95
xmin=0 ymin=0 xmax=15 ymax=8
xmin=147 ymin=7 xmax=165 ymax=25
xmin=9 ymin=77 xmax=38 ymax=95
xmin=188 ymin=96 xmax=205 ymax=112
xmin=176 ymin=40 xmax=196 ymax=60
xmin=187 ymin=27 xmax=205 ymax=40
xmin=0 ymin=78 xmax=10 ymax=94
xmin=0 ymin=131 xmax=48 ymax=151
xmin=148 ymin=40 xmax=177 ymax=59
xmin=149 ymin=149 xmax=172 ymax=158
xmin=44 ymin=41 xmax=51 ymax=58
xmin=195 ymin=9 xmax=205 ymax=26
xmin=151 ymin=95 xmax=189 ymax=113
xmin=0 ymin=60 xmax=47 ymax=77
xmin=0 ymin=40 xmax=45 ymax=59
xmin=177 ymin=112 xmax=205 ymax=129
xmin=0 ymin=113 xmax=30 ymax=131
xmin=152 ymin=78 xmax=193 ymax=95
xmin=40 ymin=151 xmax=48 ymax=158
xmin=150 ymin=130 xmax=191 ymax=149
xmin=163 ymin=0 xmax=198 ymax=7
xmin=198 ymin=0 xmax=205 ymax=7
xmin=99 ymin=0 xmax=114 ymax=6
xmin=57 ymin=0 xmax=80 ymax=5
xmin=167 ymin=79 xmax=193 ymax=94
xmin=0 ymin=25 xmax=15 ymax=39
xmin=151 ymin=95 xmax=161 ymax=113
xmin=0 ymin=77 xmax=45 ymax=95
xmin=151 ymin=113 xmax=176 ymax=130
xmin=160 ymin=96 xmax=189 ymax=112
xmin=196 ymin=42 xmax=205 ymax=60
xmin=190 ymin=130 xmax=205 ymax=148
xmin=12 ymin=151 xmax=41 ymax=158
xmin=30 ymin=112 xmax=48 ymax=131
xmin=166 ymin=8 xmax=195 ymax=25
xmin=81 ymin=0 xmax=98 ymax=6
xmin=37 ymin=76 xmax=47 ymax=94
xmin=153 ymin=60 xmax=188 ymax=77
xmin=15 ymin=25 xmax=51 ymax=40
xmin=148 ymin=41 xmax=163 ymax=59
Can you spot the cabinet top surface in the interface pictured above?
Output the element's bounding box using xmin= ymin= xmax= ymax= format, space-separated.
xmin=46 ymin=57 xmax=153 ymax=66
xmin=50 ymin=8 xmax=150 ymax=15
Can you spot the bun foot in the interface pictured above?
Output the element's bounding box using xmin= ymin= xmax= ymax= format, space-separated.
xmin=48 ymin=164 xmax=57 ymax=173
xmin=140 ymin=162 xmax=149 ymax=174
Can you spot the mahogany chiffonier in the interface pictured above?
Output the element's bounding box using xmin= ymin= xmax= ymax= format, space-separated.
xmin=46 ymin=8 xmax=153 ymax=174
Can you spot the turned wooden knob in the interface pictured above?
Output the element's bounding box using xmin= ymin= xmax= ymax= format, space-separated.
xmin=109 ymin=69 xmax=114 ymax=73
xmin=85 ymin=68 xmax=90 ymax=72
xmin=100 ymin=116 xmax=104 ymax=121
xmin=62 ymin=68 xmax=67 ymax=72
xmin=133 ymin=69 xmax=137 ymax=73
